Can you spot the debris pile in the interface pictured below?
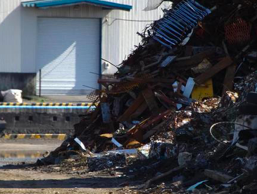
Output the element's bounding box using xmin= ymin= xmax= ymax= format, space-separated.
xmin=38 ymin=0 xmax=257 ymax=193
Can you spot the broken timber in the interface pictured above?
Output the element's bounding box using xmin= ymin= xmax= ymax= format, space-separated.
xmin=194 ymin=57 xmax=233 ymax=85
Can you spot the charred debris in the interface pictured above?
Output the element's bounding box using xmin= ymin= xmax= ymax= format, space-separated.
xmin=37 ymin=0 xmax=257 ymax=193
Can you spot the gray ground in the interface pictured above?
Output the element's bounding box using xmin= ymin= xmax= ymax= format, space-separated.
xmin=0 ymin=139 xmax=61 ymax=167
xmin=0 ymin=139 xmax=128 ymax=194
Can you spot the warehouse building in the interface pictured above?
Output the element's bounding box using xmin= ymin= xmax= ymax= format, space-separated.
xmin=0 ymin=0 xmax=170 ymax=95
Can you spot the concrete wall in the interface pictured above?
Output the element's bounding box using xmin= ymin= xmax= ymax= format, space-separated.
xmin=0 ymin=107 xmax=88 ymax=134
xmin=0 ymin=0 xmax=171 ymax=74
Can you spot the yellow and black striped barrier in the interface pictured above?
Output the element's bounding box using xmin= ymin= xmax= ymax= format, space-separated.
xmin=3 ymin=134 xmax=67 ymax=140
xmin=0 ymin=152 xmax=43 ymax=159
xmin=0 ymin=102 xmax=92 ymax=106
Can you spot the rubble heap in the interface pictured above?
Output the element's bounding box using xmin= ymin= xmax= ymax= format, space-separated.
xmin=38 ymin=0 xmax=257 ymax=193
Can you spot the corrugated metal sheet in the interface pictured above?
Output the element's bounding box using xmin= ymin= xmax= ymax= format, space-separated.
xmin=36 ymin=18 xmax=100 ymax=95
xmin=102 ymin=0 xmax=172 ymax=74
xmin=0 ymin=0 xmax=22 ymax=72
xmin=1 ymin=0 xmax=171 ymax=74
xmin=20 ymin=2 xmax=108 ymax=73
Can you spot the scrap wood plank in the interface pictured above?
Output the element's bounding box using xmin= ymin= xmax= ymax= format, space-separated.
xmin=222 ymin=64 xmax=236 ymax=95
xmin=142 ymin=165 xmax=186 ymax=189
xmin=173 ymin=50 xmax=215 ymax=69
xmin=80 ymin=115 xmax=100 ymax=136
xmin=156 ymin=92 xmax=176 ymax=106
xmin=184 ymin=45 xmax=193 ymax=56
xmin=118 ymin=94 xmax=145 ymax=122
xmin=141 ymin=109 xmax=171 ymax=130
xmin=127 ymin=118 xmax=149 ymax=135
xmin=194 ymin=56 xmax=233 ymax=85
xmin=98 ymin=78 xmax=121 ymax=84
xmin=177 ymin=81 xmax=183 ymax=94
xmin=142 ymin=87 xmax=159 ymax=114
xmin=176 ymin=76 xmax=187 ymax=85
xmin=147 ymin=78 xmax=175 ymax=83
xmin=204 ymin=169 xmax=233 ymax=183
xmin=108 ymin=122 xmax=115 ymax=133
xmin=130 ymin=101 xmax=148 ymax=120
xmin=127 ymin=119 xmax=149 ymax=142
xmin=143 ymin=120 xmax=168 ymax=141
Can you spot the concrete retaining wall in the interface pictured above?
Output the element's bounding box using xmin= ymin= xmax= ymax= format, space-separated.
xmin=0 ymin=106 xmax=91 ymax=135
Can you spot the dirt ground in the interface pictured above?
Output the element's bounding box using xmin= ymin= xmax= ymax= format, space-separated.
xmin=0 ymin=167 xmax=133 ymax=194
xmin=0 ymin=139 xmax=134 ymax=194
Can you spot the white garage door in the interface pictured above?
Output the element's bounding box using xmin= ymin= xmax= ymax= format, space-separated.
xmin=36 ymin=18 xmax=100 ymax=95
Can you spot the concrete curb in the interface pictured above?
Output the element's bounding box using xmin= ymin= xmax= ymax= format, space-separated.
xmin=2 ymin=134 xmax=67 ymax=140
xmin=0 ymin=102 xmax=93 ymax=106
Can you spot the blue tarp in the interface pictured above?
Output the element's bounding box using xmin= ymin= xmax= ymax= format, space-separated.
xmin=22 ymin=0 xmax=132 ymax=11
